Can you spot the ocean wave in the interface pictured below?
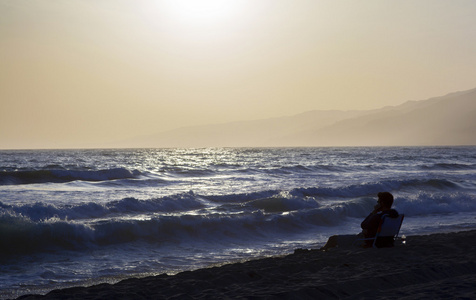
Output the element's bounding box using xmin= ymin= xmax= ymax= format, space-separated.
xmin=404 ymin=178 xmax=461 ymax=190
xmin=247 ymin=194 xmax=320 ymax=213
xmin=2 ymin=178 xmax=461 ymax=222
xmin=266 ymin=165 xmax=314 ymax=174
xmin=106 ymin=193 xmax=205 ymax=215
xmin=396 ymin=192 xmax=476 ymax=216
xmin=161 ymin=167 xmax=216 ymax=177
xmin=0 ymin=205 xmax=348 ymax=256
xmin=2 ymin=188 xmax=476 ymax=256
xmin=292 ymin=178 xmax=463 ymax=197
xmin=201 ymin=178 xmax=464 ymax=208
xmin=0 ymin=192 xmax=205 ymax=221
xmin=247 ymin=164 xmax=350 ymax=175
xmin=420 ymin=163 xmax=476 ymax=170
xmin=0 ymin=168 xmax=140 ymax=185
xmin=0 ymin=211 xmax=95 ymax=255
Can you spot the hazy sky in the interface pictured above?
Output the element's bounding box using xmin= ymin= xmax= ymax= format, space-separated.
xmin=1 ymin=0 xmax=476 ymax=149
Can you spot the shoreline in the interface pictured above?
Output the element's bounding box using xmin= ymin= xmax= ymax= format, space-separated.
xmin=16 ymin=230 xmax=476 ymax=299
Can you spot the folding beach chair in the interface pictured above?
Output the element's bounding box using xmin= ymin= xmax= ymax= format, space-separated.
xmin=357 ymin=214 xmax=405 ymax=248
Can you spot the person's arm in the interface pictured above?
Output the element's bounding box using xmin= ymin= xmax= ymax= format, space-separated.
xmin=361 ymin=203 xmax=382 ymax=230
xmin=361 ymin=213 xmax=380 ymax=230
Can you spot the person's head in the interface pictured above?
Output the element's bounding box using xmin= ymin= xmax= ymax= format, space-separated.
xmin=377 ymin=192 xmax=394 ymax=209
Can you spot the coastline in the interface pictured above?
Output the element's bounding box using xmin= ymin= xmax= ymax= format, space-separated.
xmin=16 ymin=230 xmax=476 ymax=299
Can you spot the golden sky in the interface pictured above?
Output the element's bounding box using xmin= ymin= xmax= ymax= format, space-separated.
xmin=1 ymin=0 xmax=476 ymax=149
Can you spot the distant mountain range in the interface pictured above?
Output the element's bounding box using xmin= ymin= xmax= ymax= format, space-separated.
xmin=119 ymin=87 xmax=476 ymax=147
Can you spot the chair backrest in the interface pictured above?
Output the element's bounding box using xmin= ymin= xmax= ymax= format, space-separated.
xmin=376 ymin=214 xmax=404 ymax=238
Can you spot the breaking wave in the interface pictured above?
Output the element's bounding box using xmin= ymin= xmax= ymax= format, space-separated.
xmin=0 ymin=168 xmax=140 ymax=185
xmin=2 ymin=178 xmax=475 ymax=256
xmin=0 ymin=192 xmax=205 ymax=221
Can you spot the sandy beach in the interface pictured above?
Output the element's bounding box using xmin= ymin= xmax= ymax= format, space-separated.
xmin=15 ymin=230 xmax=476 ymax=299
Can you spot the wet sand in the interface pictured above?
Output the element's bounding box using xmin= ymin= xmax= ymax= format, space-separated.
xmin=17 ymin=230 xmax=476 ymax=299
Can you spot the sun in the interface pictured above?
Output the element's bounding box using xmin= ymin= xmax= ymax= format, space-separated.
xmin=161 ymin=0 xmax=242 ymax=25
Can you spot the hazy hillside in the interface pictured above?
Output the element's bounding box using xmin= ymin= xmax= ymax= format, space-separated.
xmin=120 ymin=110 xmax=372 ymax=147
xmin=118 ymin=88 xmax=476 ymax=147
xmin=288 ymin=87 xmax=476 ymax=146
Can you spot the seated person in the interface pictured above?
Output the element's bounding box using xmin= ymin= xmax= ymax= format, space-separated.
xmin=320 ymin=192 xmax=399 ymax=250
xmin=361 ymin=191 xmax=399 ymax=247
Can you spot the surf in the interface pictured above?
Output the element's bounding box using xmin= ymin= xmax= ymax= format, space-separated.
xmin=0 ymin=168 xmax=140 ymax=185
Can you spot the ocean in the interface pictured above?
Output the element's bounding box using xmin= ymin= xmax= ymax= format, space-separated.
xmin=1 ymin=147 xmax=476 ymax=298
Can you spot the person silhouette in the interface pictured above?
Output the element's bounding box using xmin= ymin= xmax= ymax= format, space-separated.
xmin=320 ymin=192 xmax=398 ymax=250
xmin=360 ymin=192 xmax=399 ymax=247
